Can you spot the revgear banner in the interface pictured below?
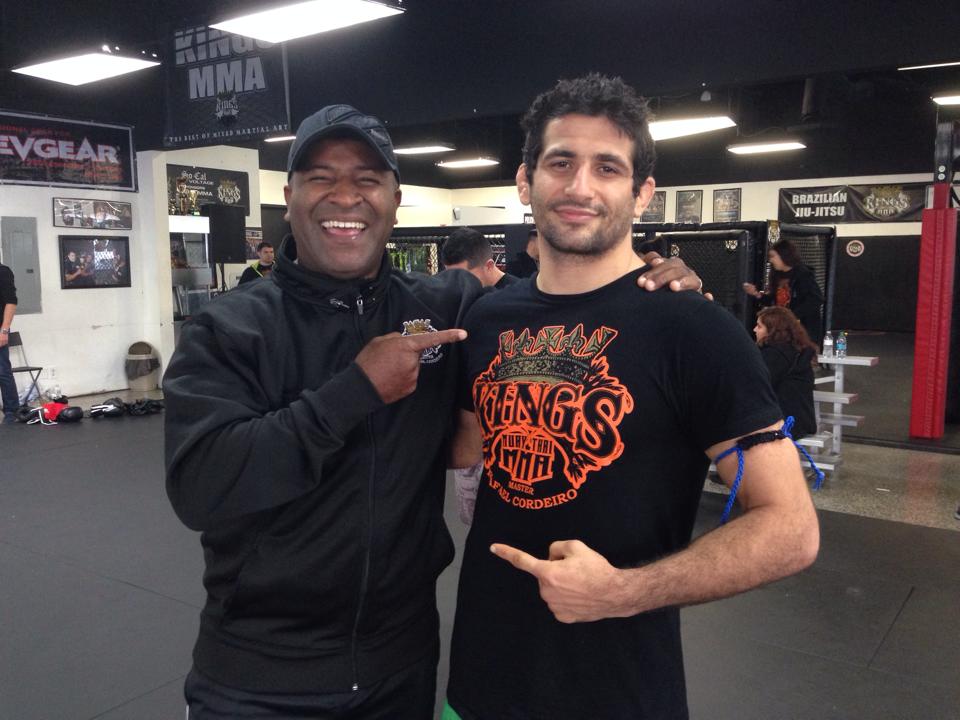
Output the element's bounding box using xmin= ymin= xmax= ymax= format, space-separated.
xmin=164 ymin=26 xmax=290 ymax=148
xmin=0 ymin=111 xmax=135 ymax=190
xmin=778 ymin=183 xmax=926 ymax=223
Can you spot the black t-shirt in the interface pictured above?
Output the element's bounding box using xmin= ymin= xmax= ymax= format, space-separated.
xmin=494 ymin=272 xmax=521 ymax=289
xmin=760 ymin=343 xmax=816 ymax=438
xmin=448 ymin=268 xmax=781 ymax=720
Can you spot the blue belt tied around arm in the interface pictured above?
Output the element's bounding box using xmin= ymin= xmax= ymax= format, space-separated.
xmin=712 ymin=416 xmax=824 ymax=525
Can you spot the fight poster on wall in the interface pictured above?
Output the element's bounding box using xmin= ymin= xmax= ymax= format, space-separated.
xmin=778 ymin=183 xmax=926 ymax=223
xmin=0 ymin=111 xmax=135 ymax=190
xmin=164 ymin=25 xmax=290 ymax=148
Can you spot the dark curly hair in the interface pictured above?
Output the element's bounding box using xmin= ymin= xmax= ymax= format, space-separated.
xmin=520 ymin=73 xmax=656 ymax=197
xmin=757 ymin=306 xmax=818 ymax=356
xmin=770 ymin=239 xmax=804 ymax=269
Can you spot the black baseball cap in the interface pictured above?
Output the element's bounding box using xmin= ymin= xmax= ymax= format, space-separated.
xmin=287 ymin=104 xmax=400 ymax=182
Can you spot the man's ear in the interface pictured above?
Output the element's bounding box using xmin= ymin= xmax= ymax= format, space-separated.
xmin=516 ymin=165 xmax=531 ymax=205
xmin=283 ymin=185 xmax=292 ymax=221
xmin=633 ymin=177 xmax=656 ymax=218
xmin=393 ymin=187 xmax=402 ymax=226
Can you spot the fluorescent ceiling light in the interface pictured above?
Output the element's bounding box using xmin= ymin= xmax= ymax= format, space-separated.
xmin=727 ymin=141 xmax=806 ymax=155
xmin=211 ymin=0 xmax=404 ymax=44
xmin=899 ymin=60 xmax=960 ymax=71
xmin=265 ymin=135 xmax=297 ymax=142
xmin=933 ymin=95 xmax=960 ymax=106
xmin=13 ymin=52 xmax=159 ymax=86
xmin=649 ymin=115 xmax=736 ymax=141
xmin=394 ymin=144 xmax=455 ymax=155
xmin=437 ymin=158 xmax=499 ymax=169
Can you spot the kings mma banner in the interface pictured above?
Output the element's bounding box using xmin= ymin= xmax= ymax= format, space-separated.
xmin=164 ymin=26 xmax=290 ymax=148
xmin=0 ymin=111 xmax=135 ymax=190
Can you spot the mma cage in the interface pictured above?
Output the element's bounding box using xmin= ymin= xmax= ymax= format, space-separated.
xmin=389 ymin=220 xmax=837 ymax=338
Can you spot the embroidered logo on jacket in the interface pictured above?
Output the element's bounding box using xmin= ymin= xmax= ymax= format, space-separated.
xmin=473 ymin=324 xmax=634 ymax=510
xmin=402 ymin=318 xmax=443 ymax=364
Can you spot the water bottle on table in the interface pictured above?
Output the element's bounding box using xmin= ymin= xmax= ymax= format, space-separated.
xmin=836 ymin=330 xmax=847 ymax=358
xmin=823 ymin=331 xmax=834 ymax=358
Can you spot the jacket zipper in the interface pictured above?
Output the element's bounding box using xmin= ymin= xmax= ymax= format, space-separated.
xmin=350 ymin=294 xmax=372 ymax=691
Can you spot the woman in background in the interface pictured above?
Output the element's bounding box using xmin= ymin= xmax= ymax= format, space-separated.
xmin=754 ymin=306 xmax=818 ymax=439
xmin=744 ymin=239 xmax=824 ymax=344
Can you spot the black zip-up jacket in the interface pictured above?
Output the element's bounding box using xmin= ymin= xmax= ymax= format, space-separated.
xmin=164 ymin=236 xmax=481 ymax=694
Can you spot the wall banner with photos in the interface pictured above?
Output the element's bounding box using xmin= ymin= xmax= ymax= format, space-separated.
xmin=60 ymin=236 xmax=131 ymax=289
xmin=54 ymin=198 xmax=133 ymax=230
xmin=167 ymin=164 xmax=250 ymax=214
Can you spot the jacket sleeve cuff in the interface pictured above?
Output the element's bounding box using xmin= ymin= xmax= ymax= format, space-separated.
xmin=304 ymin=362 xmax=384 ymax=438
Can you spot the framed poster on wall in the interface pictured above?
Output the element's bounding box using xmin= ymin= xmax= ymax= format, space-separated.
xmin=640 ymin=190 xmax=666 ymax=222
xmin=713 ymin=188 xmax=741 ymax=222
xmin=675 ymin=190 xmax=702 ymax=223
xmin=59 ymin=236 xmax=131 ymax=289
xmin=54 ymin=198 xmax=133 ymax=230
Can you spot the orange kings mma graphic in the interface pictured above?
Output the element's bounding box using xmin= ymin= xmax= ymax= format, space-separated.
xmin=473 ymin=324 xmax=634 ymax=510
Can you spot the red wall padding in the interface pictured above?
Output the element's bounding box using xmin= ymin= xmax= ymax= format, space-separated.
xmin=910 ymin=206 xmax=958 ymax=438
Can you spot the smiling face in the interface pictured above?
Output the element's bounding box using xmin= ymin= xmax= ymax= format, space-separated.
xmin=518 ymin=114 xmax=653 ymax=258
xmin=283 ymin=137 xmax=401 ymax=279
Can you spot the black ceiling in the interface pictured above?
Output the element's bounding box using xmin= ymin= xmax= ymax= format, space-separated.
xmin=2 ymin=0 xmax=959 ymax=189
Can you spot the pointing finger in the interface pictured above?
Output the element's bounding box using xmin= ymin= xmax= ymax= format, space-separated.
xmin=405 ymin=328 xmax=467 ymax=350
xmin=491 ymin=543 xmax=544 ymax=577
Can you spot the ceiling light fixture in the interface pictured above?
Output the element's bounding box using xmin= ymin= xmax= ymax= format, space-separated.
xmin=932 ymin=94 xmax=960 ymax=106
xmin=898 ymin=60 xmax=960 ymax=71
xmin=264 ymin=135 xmax=297 ymax=142
xmin=727 ymin=140 xmax=806 ymax=155
xmin=437 ymin=158 xmax=499 ymax=169
xmin=211 ymin=0 xmax=404 ymax=44
xmin=13 ymin=49 xmax=160 ymax=86
xmin=649 ymin=115 xmax=736 ymax=141
xmin=394 ymin=144 xmax=455 ymax=155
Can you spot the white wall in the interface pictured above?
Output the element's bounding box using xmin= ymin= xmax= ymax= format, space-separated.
xmin=447 ymin=172 xmax=929 ymax=238
xmin=0 ymin=144 xmax=260 ymax=398
xmin=1 ymin=156 xmax=929 ymax=400
xmin=1 ymin=184 xmax=152 ymax=397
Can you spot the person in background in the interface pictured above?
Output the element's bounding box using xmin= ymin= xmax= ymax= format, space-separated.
xmin=754 ymin=306 xmax=818 ymax=439
xmin=238 ymin=242 xmax=275 ymax=285
xmin=743 ymin=239 xmax=824 ymax=343
xmin=441 ymin=227 xmax=519 ymax=288
xmin=0 ymin=261 xmax=19 ymax=423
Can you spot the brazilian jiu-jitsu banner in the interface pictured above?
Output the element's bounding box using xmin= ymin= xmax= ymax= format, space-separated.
xmin=0 ymin=111 xmax=135 ymax=190
xmin=164 ymin=26 xmax=290 ymax=148
xmin=778 ymin=183 xmax=926 ymax=223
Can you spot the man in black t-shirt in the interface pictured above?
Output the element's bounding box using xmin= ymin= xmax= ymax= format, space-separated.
xmin=441 ymin=227 xmax=519 ymax=289
xmin=444 ymin=75 xmax=820 ymax=720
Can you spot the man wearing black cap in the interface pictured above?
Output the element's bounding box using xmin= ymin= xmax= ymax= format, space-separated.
xmin=164 ymin=103 xmax=706 ymax=718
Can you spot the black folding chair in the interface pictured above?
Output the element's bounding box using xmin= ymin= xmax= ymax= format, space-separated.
xmin=8 ymin=332 xmax=42 ymax=403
